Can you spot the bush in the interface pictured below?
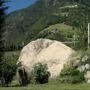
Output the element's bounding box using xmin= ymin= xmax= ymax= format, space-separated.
xmin=33 ymin=63 xmax=50 ymax=84
xmin=59 ymin=65 xmax=85 ymax=84
xmin=0 ymin=53 xmax=18 ymax=87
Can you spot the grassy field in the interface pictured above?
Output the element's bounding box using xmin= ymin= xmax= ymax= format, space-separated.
xmin=44 ymin=23 xmax=79 ymax=40
xmin=45 ymin=23 xmax=77 ymax=33
xmin=0 ymin=83 xmax=90 ymax=90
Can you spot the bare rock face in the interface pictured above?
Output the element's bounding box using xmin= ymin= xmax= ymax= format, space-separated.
xmin=85 ymin=71 xmax=90 ymax=83
xmin=69 ymin=52 xmax=90 ymax=83
xmin=17 ymin=39 xmax=74 ymax=78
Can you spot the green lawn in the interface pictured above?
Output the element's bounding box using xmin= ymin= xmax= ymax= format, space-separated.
xmin=0 ymin=83 xmax=90 ymax=90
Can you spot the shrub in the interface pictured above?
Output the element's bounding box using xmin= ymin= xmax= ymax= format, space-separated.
xmin=33 ymin=63 xmax=50 ymax=84
xmin=0 ymin=53 xmax=18 ymax=87
xmin=59 ymin=65 xmax=85 ymax=84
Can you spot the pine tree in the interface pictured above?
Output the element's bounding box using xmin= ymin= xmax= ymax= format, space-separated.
xmin=0 ymin=1 xmax=17 ymax=87
xmin=0 ymin=0 xmax=7 ymax=85
xmin=0 ymin=0 xmax=6 ymax=67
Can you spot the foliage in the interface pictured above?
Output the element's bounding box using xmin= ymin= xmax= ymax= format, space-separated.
xmin=33 ymin=63 xmax=50 ymax=84
xmin=4 ymin=44 xmax=23 ymax=51
xmin=0 ymin=0 xmax=6 ymax=68
xmin=0 ymin=52 xmax=18 ymax=87
xmin=4 ymin=0 xmax=80 ymax=50
xmin=2 ymin=0 xmax=89 ymax=50
xmin=0 ymin=0 xmax=9 ymax=87
xmin=59 ymin=65 xmax=85 ymax=84
xmin=67 ymin=0 xmax=90 ymax=49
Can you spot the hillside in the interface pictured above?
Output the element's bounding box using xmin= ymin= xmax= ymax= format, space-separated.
xmin=33 ymin=23 xmax=77 ymax=42
xmin=1 ymin=0 xmax=90 ymax=87
xmin=4 ymin=0 xmax=90 ymax=50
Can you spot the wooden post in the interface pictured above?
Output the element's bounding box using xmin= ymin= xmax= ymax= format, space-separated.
xmin=88 ymin=23 xmax=90 ymax=49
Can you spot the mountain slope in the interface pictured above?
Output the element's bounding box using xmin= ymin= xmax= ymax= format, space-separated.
xmin=4 ymin=0 xmax=80 ymax=50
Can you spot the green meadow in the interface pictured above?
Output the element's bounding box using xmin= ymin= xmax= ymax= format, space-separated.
xmin=0 ymin=81 xmax=90 ymax=90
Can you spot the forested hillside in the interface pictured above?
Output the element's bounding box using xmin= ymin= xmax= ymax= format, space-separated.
xmin=4 ymin=0 xmax=90 ymax=51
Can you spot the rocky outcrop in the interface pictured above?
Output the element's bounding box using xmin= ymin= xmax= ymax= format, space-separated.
xmin=85 ymin=71 xmax=90 ymax=83
xmin=70 ymin=53 xmax=90 ymax=83
xmin=17 ymin=39 xmax=74 ymax=78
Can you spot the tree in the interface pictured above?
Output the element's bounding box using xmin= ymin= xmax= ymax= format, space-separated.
xmin=69 ymin=0 xmax=90 ymax=30
xmin=0 ymin=0 xmax=7 ymax=81
xmin=67 ymin=0 xmax=90 ymax=49
xmin=0 ymin=0 xmax=6 ymax=63
xmin=0 ymin=0 xmax=14 ymax=87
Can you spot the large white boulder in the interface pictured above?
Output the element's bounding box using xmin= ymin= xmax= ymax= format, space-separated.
xmin=17 ymin=39 xmax=74 ymax=78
